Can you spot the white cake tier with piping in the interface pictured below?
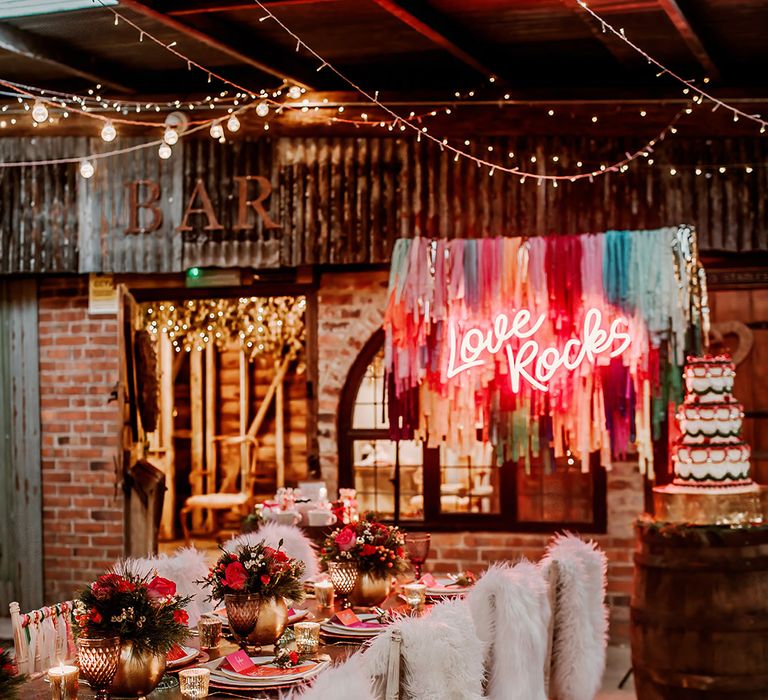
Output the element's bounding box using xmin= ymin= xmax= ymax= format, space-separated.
xmin=683 ymin=358 xmax=735 ymax=404
xmin=678 ymin=401 xmax=743 ymax=443
xmin=673 ymin=441 xmax=751 ymax=485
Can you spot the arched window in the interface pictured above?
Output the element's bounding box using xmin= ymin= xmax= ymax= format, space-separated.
xmin=338 ymin=330 xmax=607 ymax=532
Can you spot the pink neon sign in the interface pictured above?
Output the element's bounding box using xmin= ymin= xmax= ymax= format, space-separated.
xmin=447 ymin=307 xmax=631 ymax=393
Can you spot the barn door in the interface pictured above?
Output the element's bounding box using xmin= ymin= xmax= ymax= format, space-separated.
xmin=0 ymin=279 xmax=42 ymax=611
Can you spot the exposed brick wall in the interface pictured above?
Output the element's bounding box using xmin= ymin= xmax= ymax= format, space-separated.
xmin=316 ymin=270 xmax=390 ymax=496
xmin=316 ymin=270 xmax=642 ymax=643
xmin=39 ymin=276 xmax=124 ymax=603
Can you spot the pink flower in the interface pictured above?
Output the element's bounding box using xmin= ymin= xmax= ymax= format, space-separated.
xmin=334 ymin=527 xmax=357 ymax=552
xmin=223 ymin=561 xmax=248 ymax=591
xmin=147 ymin=576 xmax=177 ymax=601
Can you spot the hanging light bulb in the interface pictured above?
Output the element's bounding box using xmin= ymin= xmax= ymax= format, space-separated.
xmin=210 ymin=122 xmax=224 ymax=139
xmin=226 ymin=113 xmax=241 ymax=132
xmin=163 ymin=126 xmax=179 ymax=145
xmin=256 ymin=102 xmax=269 ymax=118
xmin=287 ymin=85 xmax=302 ymax=100
xmin=79 ymin=160 xmax=95 ymax=179
xmin=158 ymin=143 xmax=172 ymax=159
xmin=100 ymin=120 xmax=117 ymax=142
xmin=31 ymin=100 xmax=48 ymax=123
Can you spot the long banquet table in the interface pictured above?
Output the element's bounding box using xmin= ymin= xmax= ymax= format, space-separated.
xmin=21 ymin=595 xmax=388 ymax=699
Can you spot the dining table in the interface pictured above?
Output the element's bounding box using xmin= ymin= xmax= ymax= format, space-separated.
xmin=19 ymin=593 xmax=401 ymax=699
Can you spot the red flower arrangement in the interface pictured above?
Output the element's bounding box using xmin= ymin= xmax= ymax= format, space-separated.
xmin=320 ymin=515 xmax=408 ymax=577
xmin=201 ymin=541 xmax=305 ymax=602
xmin=73 ymin=566 xmax=192 ymax=655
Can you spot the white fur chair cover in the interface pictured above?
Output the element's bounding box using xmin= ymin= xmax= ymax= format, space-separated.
xmin=539 ymin=533 xmax=609 ymax=700
xmin=120 ymin=547 xmax=214 ymax=626
xmin=467 ymin=561 xmax=551 ymax=700
xmin=285 ymin=653 xmax=376 ymax=700
xmin=364 ymin=597 xmax=485 ymax=700
xmin=226 ymin=522 xmax=320 ymax=581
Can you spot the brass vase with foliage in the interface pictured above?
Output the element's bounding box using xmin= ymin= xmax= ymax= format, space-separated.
xmin=108 ymin=640 xmax=167 ymax=698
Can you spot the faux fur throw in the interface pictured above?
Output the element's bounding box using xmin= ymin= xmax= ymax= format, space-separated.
xmin=285 ymin=654 xmax=376 ymax=700
xmin=119 ymin=547 xmax=214 ymax=626
xmin=364 ymin=597 xmax=485 ymax=700
xmin=539 ymin=533 xmax=608 ymax=700
xmin=467 ymin=561 xmax=551 ymax=700
xmin=225 ymin=522 xmax=319 ymax=581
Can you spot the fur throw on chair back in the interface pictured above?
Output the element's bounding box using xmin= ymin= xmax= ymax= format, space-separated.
xmin=226 ymin=522 xmax=319 ymax=581
xmin=364 ymin=597 xmax=485 ymax=700
xmin=467 ymin=561 xmax=551 ymax=700
xmin=539 ymin=533 xmax=608 ymax=700
xmin=287 ymin=654 xmax=375 ymax=700
xmin=119 ymin=547 xmax=214 ymax=626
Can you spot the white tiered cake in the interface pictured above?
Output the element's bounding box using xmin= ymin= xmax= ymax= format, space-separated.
xmin=671 ymin=355 xmax=757 ymax=494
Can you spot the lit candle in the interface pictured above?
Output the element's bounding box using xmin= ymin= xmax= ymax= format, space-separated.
xmin=48 ymin=663 xmax=79 ymax=699
xmin=314 ymin=579 xmax=335 ymax=609
xmin=294 ymin=621 xmax=321 ymax=655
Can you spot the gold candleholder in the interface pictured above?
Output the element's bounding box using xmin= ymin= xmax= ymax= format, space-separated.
xmin=314 ymin=579 xmax=335 ymax=609
xmin=197 ymin=615 xmax=222 ymax=651
xmin=179 ymin=667 xmax=210 ymax=698
xmin=48 ymin=664 xmax=79 ymax=699
xmin=402 ymin=583 xmax=427 ymax=613
xmin=294 ymin=621 xmax=320 ymax=655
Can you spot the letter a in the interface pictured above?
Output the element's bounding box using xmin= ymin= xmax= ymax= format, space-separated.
xmin=176 ymin=179 xmax=223 ymax=231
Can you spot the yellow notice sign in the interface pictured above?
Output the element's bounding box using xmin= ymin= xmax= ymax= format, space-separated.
xmin=88 ymin=274 xmax=118 ymax=315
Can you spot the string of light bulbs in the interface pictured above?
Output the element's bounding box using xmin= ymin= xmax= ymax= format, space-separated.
xmin=576 ymin=1 xmax=766 ymax=134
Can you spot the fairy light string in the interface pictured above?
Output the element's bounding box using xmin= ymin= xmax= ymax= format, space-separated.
xmin=576 ymin=0 xmax=767 ymax=133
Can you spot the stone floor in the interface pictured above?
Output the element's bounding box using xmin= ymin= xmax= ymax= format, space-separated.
xmin=599 ymin=645 xmax=636 ymax=698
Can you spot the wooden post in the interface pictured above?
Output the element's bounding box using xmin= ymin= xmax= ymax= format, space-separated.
xmin=190 ymin=348 xmax=204 ymax=531
xmin=239 ymin=350 xmax=249 ymax=491
xmin=275 ymin=361 xmax=285 ymax=489
xmin=205 ymin=342 xmax=217 ymax=531
xmin=158 ymin=332 xmax=175 ymax=540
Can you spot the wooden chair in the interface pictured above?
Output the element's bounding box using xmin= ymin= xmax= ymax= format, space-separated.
xmin=180 ymin=434 xmax=259 ymax=544
xmin=9 ymin=600 xmax=75 ymax=677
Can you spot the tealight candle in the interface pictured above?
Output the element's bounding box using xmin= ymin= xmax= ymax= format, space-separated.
xmin=48 ymin=664 xmax=79 ymax=699
xmin=294 ymin=621 xmax=321 ymax=655
xmin=402 ymin=582 xmax=427 ymax=612
xmin=179 ymin=667 xmax=210 ymax=698
xmin=314 ymin=579 xmax=335 ymax=609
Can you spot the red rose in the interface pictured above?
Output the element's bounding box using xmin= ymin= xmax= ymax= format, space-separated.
xmin=147 ymin=576 xmax=177 ymax=601
xmin=89 ymin=608 xmax=102 ymax=624
xmin=335 ymin=527 xmax=357 ymax=552
xmin=173 ymin=609 xmax=189 ymax=625
xmin=91 ymin=573 xmax=129 ymax=600
xmin=223 ymin=561 xmax=248 ymax=591
xmin=260 ymin=573 xmax=271 ymax=586
xmin=361 ymin=544 xmax=378 ymax=557
xmin=288 ymin=651 xmax=299 ymax=665
xmin=273 ymin=550 xmax=289 ymax=563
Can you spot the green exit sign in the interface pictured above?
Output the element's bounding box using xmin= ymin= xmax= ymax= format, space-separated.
xmin=185 ymin=268 xmax=243 ymax=288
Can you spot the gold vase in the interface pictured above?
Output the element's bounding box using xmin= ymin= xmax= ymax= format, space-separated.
xmin=247 ymin=596 xmax=289 ymax=647
xmin=108 ymin=640 xmax=167 ymax=698
xmin=349 ymin=572 xmax=391 ymax=607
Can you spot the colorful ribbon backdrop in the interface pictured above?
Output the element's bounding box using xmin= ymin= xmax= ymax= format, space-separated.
xmin=383 ymin=227 xmax=708 ymax=475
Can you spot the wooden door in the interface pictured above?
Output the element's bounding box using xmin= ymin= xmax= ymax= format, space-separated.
xmin=0 ymin=279 xmax=42 ymax=610
xmin=708 ymin=283 xmax=768 ymax=483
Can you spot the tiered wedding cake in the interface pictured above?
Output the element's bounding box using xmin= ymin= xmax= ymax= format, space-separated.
xmin=671 ymin=355 xmax=757 ymax=494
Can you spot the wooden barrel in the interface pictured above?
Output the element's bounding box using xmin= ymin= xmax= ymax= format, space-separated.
xmin=632 ymin=522 xmax=768 ymax=700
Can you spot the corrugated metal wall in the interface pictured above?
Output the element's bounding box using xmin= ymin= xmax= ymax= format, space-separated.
xmin=0 ymin=278 xmax=42 ymax=611
xmin=0 ymin=134 xmax=765 ymax=273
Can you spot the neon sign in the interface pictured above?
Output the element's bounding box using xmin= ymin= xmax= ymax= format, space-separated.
xmin=447 ymin=307 xmax=631 ymax=392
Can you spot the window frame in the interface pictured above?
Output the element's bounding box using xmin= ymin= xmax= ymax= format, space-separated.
xmin=337 ymin=329 xmax=607 ymax=534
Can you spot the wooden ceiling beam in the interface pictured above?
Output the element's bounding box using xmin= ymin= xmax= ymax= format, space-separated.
xmin=168 ymin=0 xmax=337 ymax=15
xmin=369 ymin=0 xmax=501 ymax=81
xmin=561 ymin=0 xmax=649 ymax=69
xmin=0 ymin=21 xmax=134 ymax=93
xmin=656 ymin=0 xmax=720 ymax=80
xmin=118 ymin=0 xmax=315 ymax=89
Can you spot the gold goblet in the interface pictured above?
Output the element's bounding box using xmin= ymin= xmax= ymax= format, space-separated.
xmin=328 ymin=562 xmax=359 ymax=609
